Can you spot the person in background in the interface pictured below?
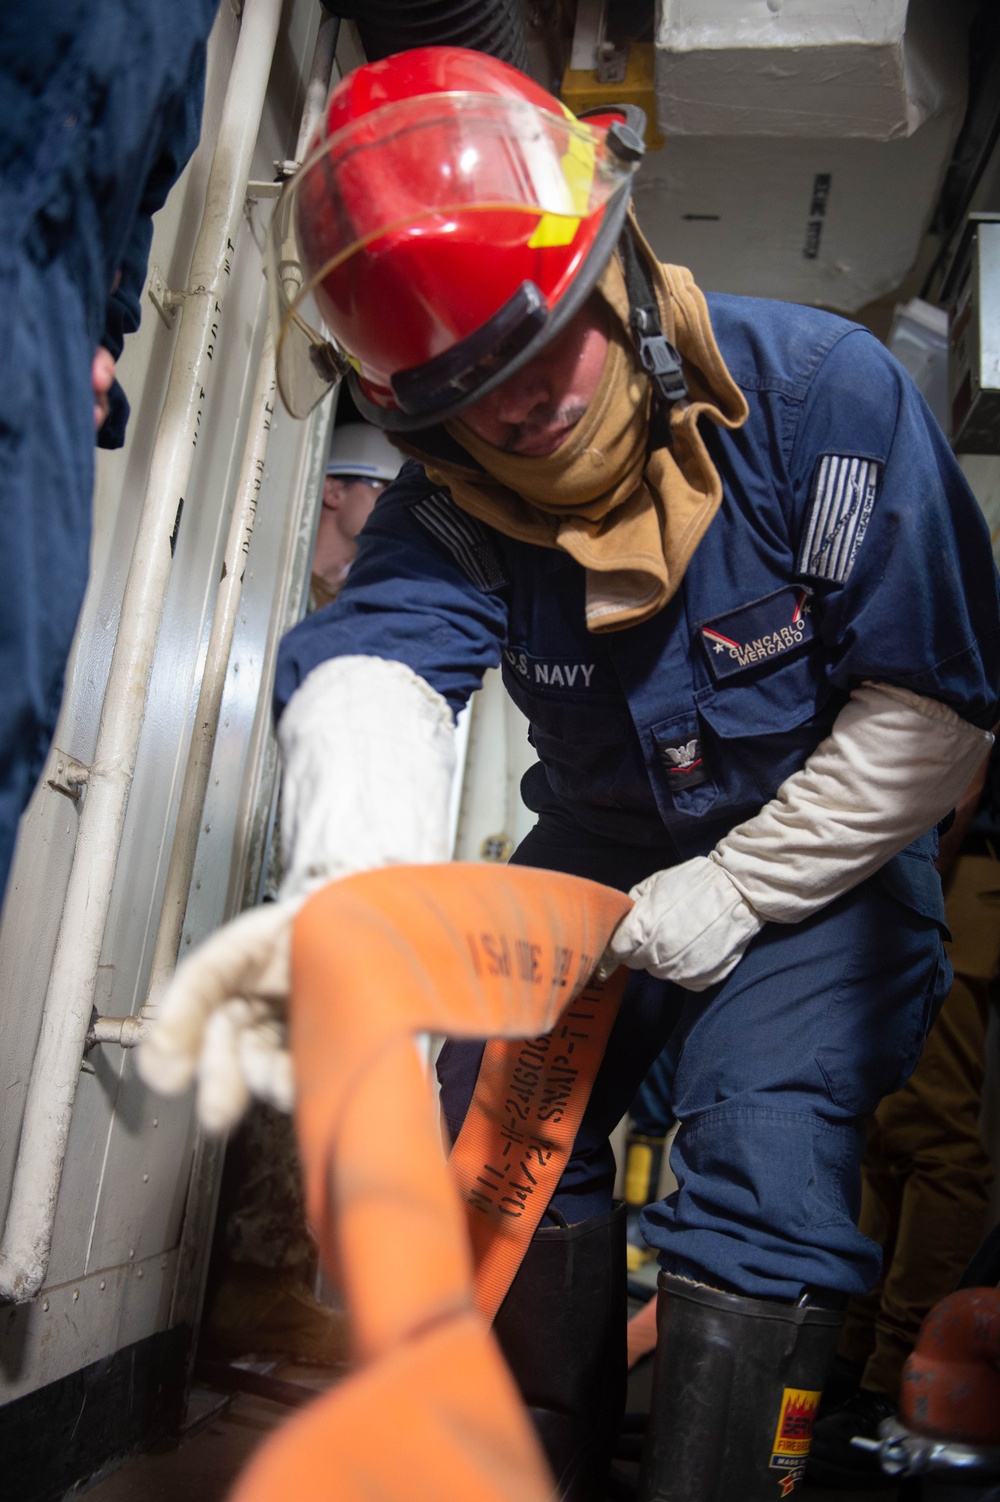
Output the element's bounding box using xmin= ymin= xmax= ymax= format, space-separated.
xmin=309 ymin=423 xmax=403 ymax=611
xmin=0 ymin=0 xmax=220 ymax=912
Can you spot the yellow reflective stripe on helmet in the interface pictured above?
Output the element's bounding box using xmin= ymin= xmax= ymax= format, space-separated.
xmin=527 ymin=212 xmax=581 ymax=249
xmin=527 ymin=111 xmax=596 ymax=249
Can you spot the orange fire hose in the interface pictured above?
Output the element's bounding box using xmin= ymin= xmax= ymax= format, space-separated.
xmin=900 ymin=1287 xmax=1000 ymax=1445
xmin=229 ymin=862 xmax=630 ymax=1502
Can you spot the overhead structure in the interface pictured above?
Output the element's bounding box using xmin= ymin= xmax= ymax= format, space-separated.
xmin=654 ymin=0 xmax=956 ymax=140
xmin=565 ymin=0 xmax=971 ymax=313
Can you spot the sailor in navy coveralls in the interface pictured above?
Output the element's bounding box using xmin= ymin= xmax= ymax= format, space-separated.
xmin=142 ymin=49 xmax=1000 ymax=1502
xmin=267 ymin=299 xmax=1000 ymax=1499
xmin=275 ymin=289 xmax=999 ymax=1291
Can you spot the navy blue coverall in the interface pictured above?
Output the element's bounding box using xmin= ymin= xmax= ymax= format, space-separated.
xmin=276 ymin=295 xmax=1000 ymax=1301
xmin=0 ymin=0 xmax=219 ymax=906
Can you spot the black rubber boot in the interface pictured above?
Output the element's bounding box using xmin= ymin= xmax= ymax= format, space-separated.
xmin=807 ymin=1388 xmax=899 ymax=1489
xmin=492 ymin=1202 xmax=627 ymax=1502
xmin=637 ymin=1270 xmax=845 ymax=1502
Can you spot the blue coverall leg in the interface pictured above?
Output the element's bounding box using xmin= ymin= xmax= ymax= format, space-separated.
xmin=628 ymin=1045 xmax=677 ymax=1140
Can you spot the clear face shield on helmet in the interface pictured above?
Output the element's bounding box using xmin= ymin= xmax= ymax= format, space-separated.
xmin=266 ymin=93 xmax=639 ymax=422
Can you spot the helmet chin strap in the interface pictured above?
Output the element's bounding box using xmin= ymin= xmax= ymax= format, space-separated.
xmin=617 ymin=222 xmax=688 ymax=412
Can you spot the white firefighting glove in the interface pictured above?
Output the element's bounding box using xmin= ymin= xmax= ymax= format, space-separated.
xmin=138 ymin=656 xmax=456 ymax=1132
xmin=604 ymin=682 xmax=992 ymax=990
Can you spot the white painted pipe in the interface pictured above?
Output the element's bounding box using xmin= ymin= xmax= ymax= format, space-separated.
xmin=0 ymin=0 xmax=283 ymax=1304
xmin=89 ymin=1015 xmax=147 ymax=1049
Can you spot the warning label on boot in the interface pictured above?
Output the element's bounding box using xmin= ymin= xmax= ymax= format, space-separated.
xmin=770 ymin=1387 xmax=821 ymax=1470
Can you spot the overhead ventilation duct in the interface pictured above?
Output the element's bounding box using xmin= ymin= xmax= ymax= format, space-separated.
xmin=629 ymin=0 xmax=971 ymax=314
xmin=655 ymin=0 xmax=957 ymax=140
xmin=320 ymin=0 xmax=529 ymax=71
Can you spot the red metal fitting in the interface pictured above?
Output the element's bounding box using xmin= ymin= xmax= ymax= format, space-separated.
xmin=900 ymin=1287 xmax=1000 ymax=1445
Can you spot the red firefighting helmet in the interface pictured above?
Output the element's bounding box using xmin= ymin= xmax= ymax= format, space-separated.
xmin=269 ymin=46 xmax=645 ymax=428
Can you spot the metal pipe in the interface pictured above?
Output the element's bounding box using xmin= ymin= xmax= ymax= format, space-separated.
xmin=0 ymin=0 xmax=283 ymax=1305
xmin=294 ymin=12 xmax=340 ymax=164
xmin=95 ymin=10 xmax=339 ymax=1042
xmin=88 ymin=1015 xmax=147 ymax=1049
xmin=82 ymin=332 xmax=277 ymax=1052
xmin=141 ymin=330 xmax=277 ymax=1026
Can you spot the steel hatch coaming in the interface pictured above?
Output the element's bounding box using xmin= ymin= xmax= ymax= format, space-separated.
xmin=0 ymin=1251 xmax=180 ymax=1405
xmin=0 ymin=1324 xmax=190 ymax=1502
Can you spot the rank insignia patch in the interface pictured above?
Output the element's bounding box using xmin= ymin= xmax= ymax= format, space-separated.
xmin=769 ymin=1386 xmax=821 ymax=1476
xmin=798 ymin=454 xmax=881 ymax=583
xmin=700 ymin=586 xmax=814 ymax=681
xmin=655 ymin=734 xmax=708 ymax=791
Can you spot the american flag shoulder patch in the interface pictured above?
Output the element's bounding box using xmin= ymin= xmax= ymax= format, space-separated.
xmin=410 ymin=489 xmax=507 ymax=592
xmin=797 ymin=454 xmax=881 ymax=584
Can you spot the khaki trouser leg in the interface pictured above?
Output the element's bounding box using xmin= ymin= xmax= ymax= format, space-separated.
xmin=838 ymin=854 xmax=1000 ymax=1401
